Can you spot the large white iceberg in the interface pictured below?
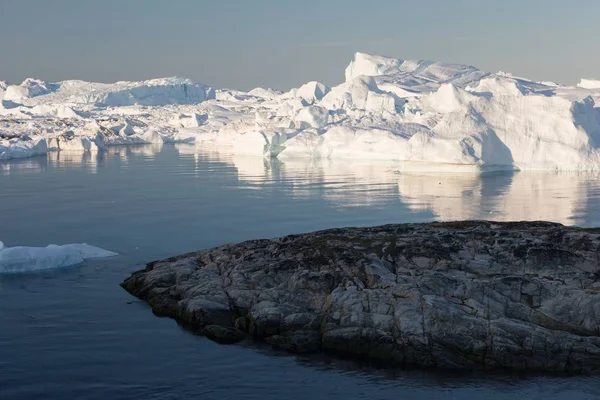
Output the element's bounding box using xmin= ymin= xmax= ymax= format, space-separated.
xmin=1 ymin=52 xmax=599 ymax=170
xmin=0 ymin=241 xmax=118 ymax=274
xmin=3 ymin=77 xmax=214 ymax=107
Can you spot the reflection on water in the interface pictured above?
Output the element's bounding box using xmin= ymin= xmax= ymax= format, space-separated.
xmin=3 ymin=144 xmax=599 ymax=227
xmin=175 ymin=144 xmax=600 ymax=226
xmin=2 ymin=143 xmax=600 ymax=400
xmin=396 ymin=171 xmax=597 ymax=225
xmin=48 ymin=151 xmax=99 ymax=173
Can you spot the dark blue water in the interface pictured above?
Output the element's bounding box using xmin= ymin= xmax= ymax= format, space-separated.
xmin=2 ymin=144 xmax=600 ymax=399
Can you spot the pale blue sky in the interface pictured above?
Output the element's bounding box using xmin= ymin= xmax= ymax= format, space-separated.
xmin=0 ymin=0 xmax=598 ymax=90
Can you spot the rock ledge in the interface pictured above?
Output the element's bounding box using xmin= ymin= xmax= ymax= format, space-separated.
xmin=121 ymin=221 xmax=600 ymax=373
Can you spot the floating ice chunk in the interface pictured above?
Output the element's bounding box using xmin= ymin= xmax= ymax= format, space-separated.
xmin=276 ymin=98 xmax=306 ymax=117
xmin=160 ymin=131 xmax=196 ymax=144
xmin=3 ymin=79 xmax=57 ymax=103
xmin=344 ymin=52 xmax=402 ymax=81
xmin=30 ymin=104 xmax=81 ymax=119
xmin=0 ymin=138 xmax=48 ymax=160
xmin=295 ymin=81 xmax=330 ymax=104
xmin=171 ymin=113 xmax=207 ymax=128
xmin=48 ymin=132 xmax=100 ymax=152
xmin=294 ymin=106 xmax=329 ymax=128
xmin=3 ymin=85 xmax=30 ymax=103
xmin=230 ymin=130 xmax=287 ymax=157
xmin=118 ymin=121 xmax=136 ymax=136
xmin=1 ymin=52 xmax=599 ymax=171
xmin=12 ymin=77 xmax=214 ymax=107
xmin=539 ymin=81 xmax=559 ymax=88
xmin=578 ymin=79 xmax=600 ymax=90
xmin=103 ymin=119 xmax=143 ymax=136
xmin=94 ymin=78 xmax=214 ymax=107
xmin=247 ymin=87 xmax=283 ymax=99
xmin=276 ymin=128 xmax=324 ymax=158
xmin=0 ymin=243 xmax=118 ymax=274
xmin=98 ymin=130 xmax=163 ymax=146
xmin=277 ymin=81 xmax=329 ymax=105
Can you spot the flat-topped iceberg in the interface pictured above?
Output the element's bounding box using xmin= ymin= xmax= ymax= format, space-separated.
xmin=578 ymin=79 xmax=600 ymax=90
xmin=3 ymin=77 xmax=214 ymax=107
xmin=1 ymin=52 xmax=599 ymax=170
xmin=0 ymin=242 xmax=118 ymax=274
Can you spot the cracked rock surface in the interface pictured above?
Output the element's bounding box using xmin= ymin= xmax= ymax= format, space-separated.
xmin=121 ymin=221 xmax=600 ymax=373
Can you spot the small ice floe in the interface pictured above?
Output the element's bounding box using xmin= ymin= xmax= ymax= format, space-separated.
xmin=0 ymin=241 xmax=118 ymax=274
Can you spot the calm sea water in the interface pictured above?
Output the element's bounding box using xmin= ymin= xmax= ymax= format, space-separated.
xmin=1 ymin=144 xmax=600 ymax=400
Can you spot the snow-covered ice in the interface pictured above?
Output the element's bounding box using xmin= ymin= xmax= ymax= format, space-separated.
xmin=1 ymin=52 xmax=600 ymax=170
xmin=578 ymin=79 xmax=600 ymax=90
xmin=0 ymin=242 xmax=118 ymax=274
xmin=0 ymin=137 xmax=48 ymax=160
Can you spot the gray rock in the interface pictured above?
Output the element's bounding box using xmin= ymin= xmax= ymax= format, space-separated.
xmin=203 ymin=325 xmax=247 ymax=344
xmin=121 ymin=221 xmax=600 ymax=373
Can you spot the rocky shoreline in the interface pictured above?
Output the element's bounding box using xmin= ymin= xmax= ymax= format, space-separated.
xmin=121 ymin=221 xmax=600 ymax=373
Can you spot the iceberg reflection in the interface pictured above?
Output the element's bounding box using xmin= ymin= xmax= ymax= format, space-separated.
xmin=48 ymin=150 xmax=99 ymax=173
xmin=0 ymin=156 xmax=48 ymax=175
xmin=201 ymin=143 xmax=599 ymax=225
xmin=397 ymin=171 xmax=597 ymax=225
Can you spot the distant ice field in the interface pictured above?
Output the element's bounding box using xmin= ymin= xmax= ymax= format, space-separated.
xmin=1 ymin=53 xmax=599 ymax=170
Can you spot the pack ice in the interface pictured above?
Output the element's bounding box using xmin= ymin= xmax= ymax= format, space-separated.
xmin=1 ymin=52 xmax=600 ymax=171
xmin=0 ymin=241 xmax=118 ymax=274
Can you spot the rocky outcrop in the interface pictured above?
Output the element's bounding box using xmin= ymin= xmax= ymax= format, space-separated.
xmin=121 ymin=221 xmax=600 ymax=373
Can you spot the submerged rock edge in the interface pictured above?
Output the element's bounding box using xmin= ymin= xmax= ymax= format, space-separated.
xmin=121 ymin=221 xmax=600 ymax=373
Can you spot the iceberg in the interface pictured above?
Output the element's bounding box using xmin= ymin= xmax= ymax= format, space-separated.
xmin=3 ymin=79 xmax=59 ymax=102
xmin=578 ymin=79 xmax=600 ymax=90
xmin=0 ymin=52 xmax=599 ymax=170
xmin=0 ymin=242 xmax=118 ymax=274
xmin=0 ymin=137 xmax=48 ymax=160
xmin=4 ymin=77 xmax=214 ymax=107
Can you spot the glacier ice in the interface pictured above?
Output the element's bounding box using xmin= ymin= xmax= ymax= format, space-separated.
xmin=0 ymin=137 xmax=48 ymax=160
xmin=294 ymin=105 xmax=329 ymax=128
xmin=290 ymin=81 xmax=331 ymax=104
xmin=1 ymin=52 xmax=600 ymax=170
xmin=3 ymin=77 xmax=214 ymax=107
xmin=578 ymin=79 xmax=600 ymax=90
xmin=0 ymin=242 xmax=118 ymax=274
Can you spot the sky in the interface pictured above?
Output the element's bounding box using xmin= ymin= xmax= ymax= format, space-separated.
xmin=0 ymin=0 xmax=599 ymax=91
